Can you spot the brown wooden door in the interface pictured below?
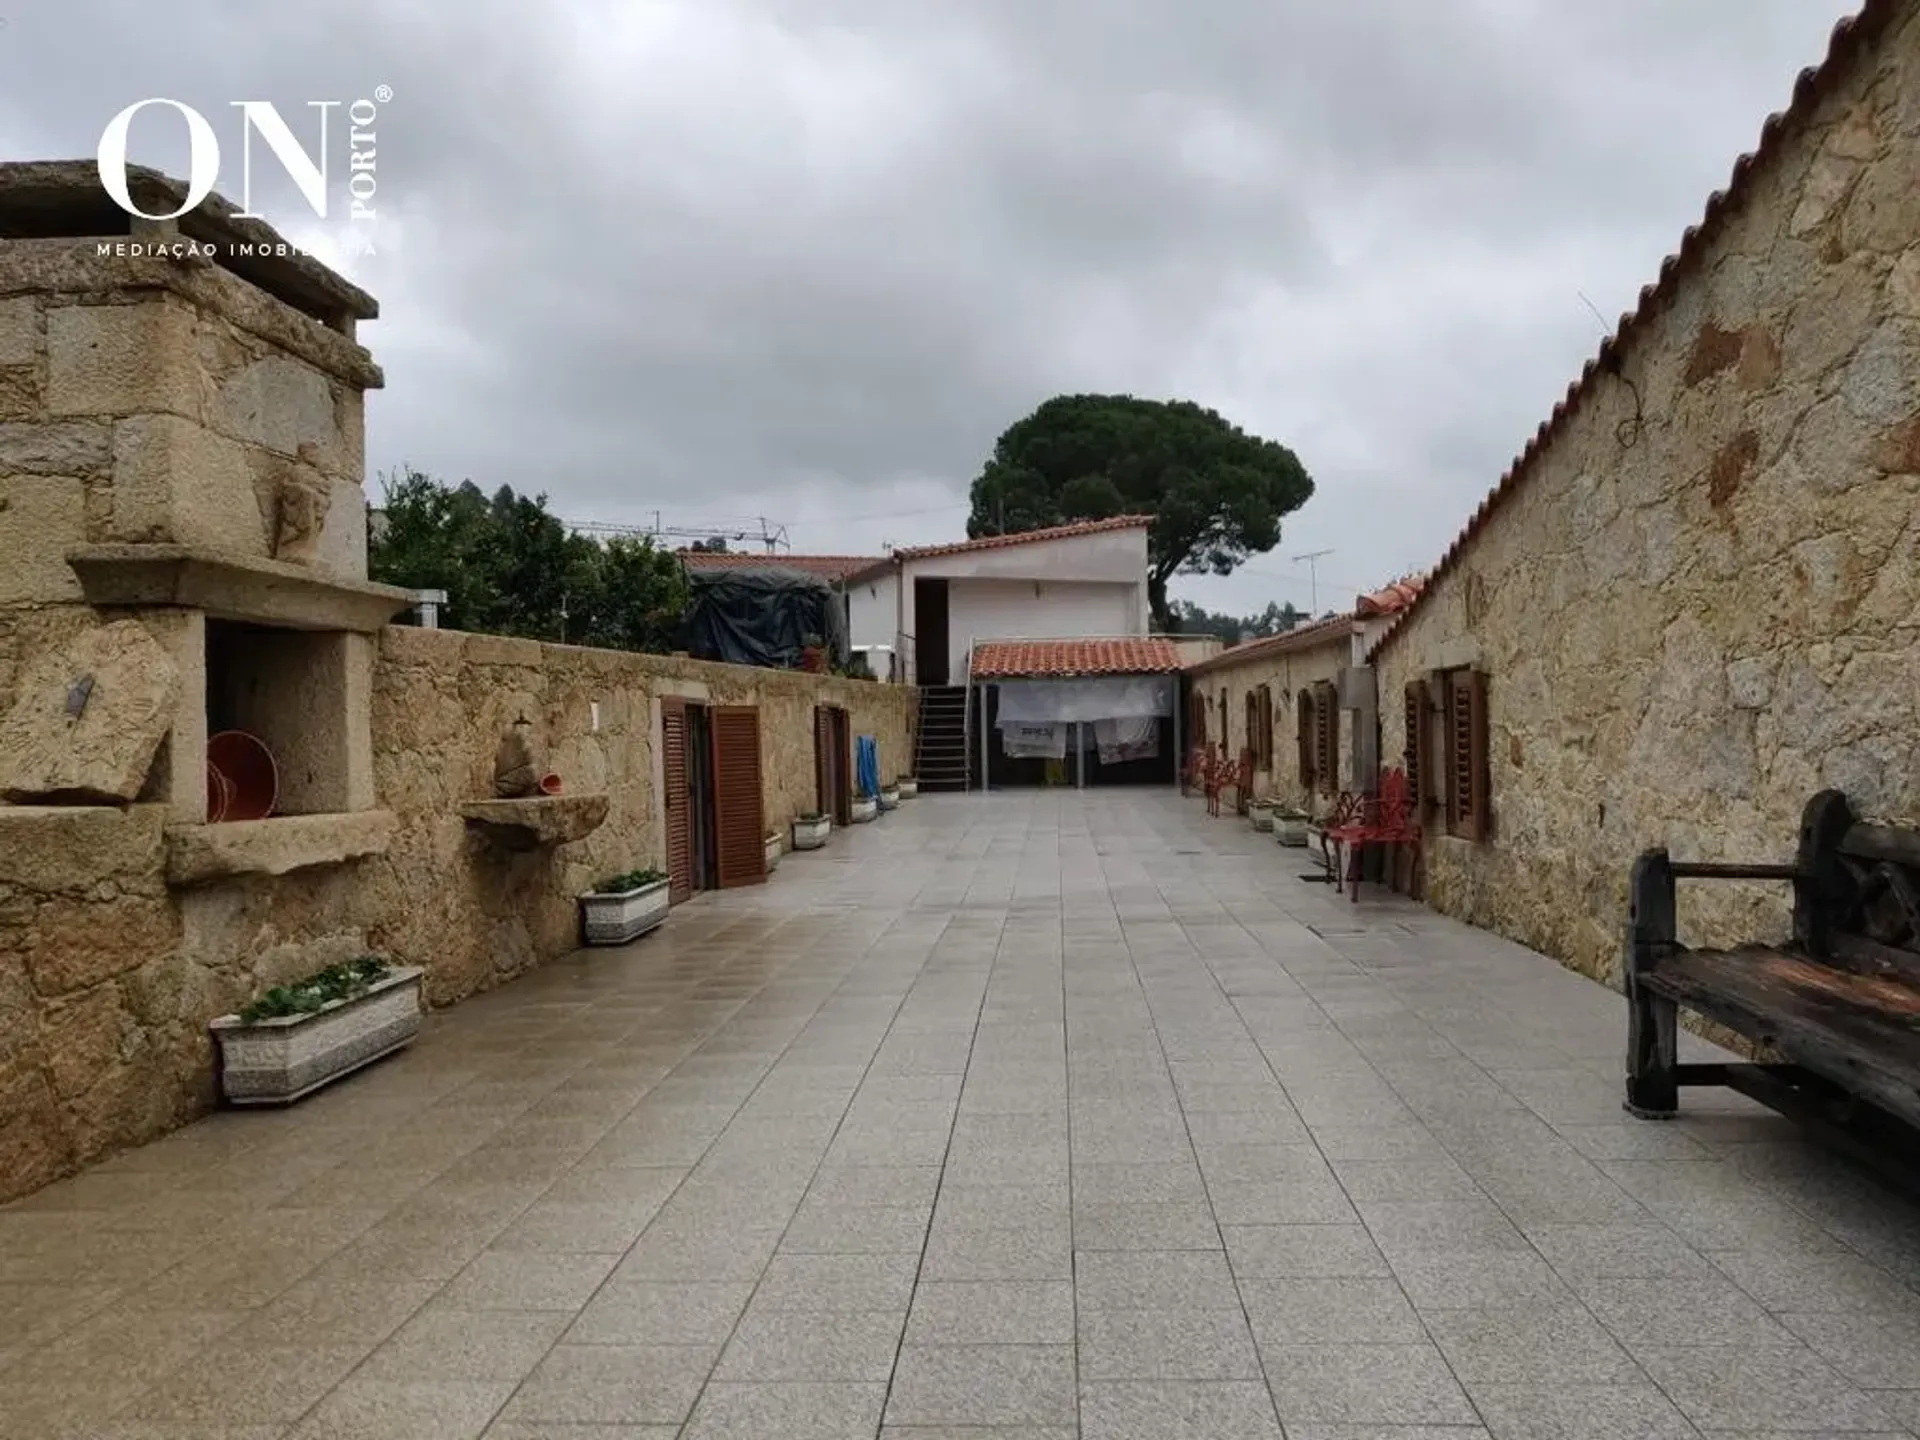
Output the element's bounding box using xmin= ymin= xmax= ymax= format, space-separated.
xmin=661 ymin=697 xmax=693 ymax=903
xmin=710 ymin=705 xmax=767 ymax=889
xmin=831 ymin=708 xmax=852 ymax=825
xmin=814 ymin=705 xmax=834 ymax=818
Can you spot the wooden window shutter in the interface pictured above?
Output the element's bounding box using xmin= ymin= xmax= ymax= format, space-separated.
xmin=1297 ymin=691 xmax=1313 ymax=791
xmin=1447 ymin=670 xmax=1490 ymax=842
xmin=1244 ymin=694 xmax=1257 ymax=764
xmin=1313 ymin=681 xmax=1337 ymax=793
xmin=661 ymin=698 xmax=692 ymax=904
xmin=1296 ymin=689 xmax=1315 ymax=788
xmin=1404 ymin=679 xmax=1432 ymax=816
xmin=711 ymin=705 xmax=767 ymax=888
xmin=1256 ymin=686 xmax=1272 ymax=770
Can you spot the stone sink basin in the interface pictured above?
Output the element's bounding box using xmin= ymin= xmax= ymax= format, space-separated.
xmin=459 ymin=794 xmax=609 ymax=851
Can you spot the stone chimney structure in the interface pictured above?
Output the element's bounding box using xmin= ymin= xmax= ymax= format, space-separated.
xmin=0 ymin=159 xmax=410 ymax=878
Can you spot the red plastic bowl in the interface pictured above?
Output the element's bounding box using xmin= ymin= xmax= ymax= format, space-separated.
xmin=207 ymin=731 xmax=278 ymax=822
xmin=206 ymin=762 xmax=234 ymax=823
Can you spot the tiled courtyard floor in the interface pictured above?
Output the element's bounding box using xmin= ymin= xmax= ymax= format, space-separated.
xmin=4 ymin=790 xmax=1919 ymax=1439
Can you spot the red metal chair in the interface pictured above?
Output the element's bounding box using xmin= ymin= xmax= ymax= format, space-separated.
xmin=1324 ymin=766 xmax=1421 ymax=902
xmin=1203 ymin=747 xmax=1228 ymax=816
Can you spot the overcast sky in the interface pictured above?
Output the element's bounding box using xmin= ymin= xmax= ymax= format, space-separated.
xmin=3 ymin=0 xmax=1859 ymax=616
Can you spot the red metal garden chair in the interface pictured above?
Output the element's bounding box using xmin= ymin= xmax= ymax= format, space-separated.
xmin=1324 ymin=766 xmax=1421 ymax=902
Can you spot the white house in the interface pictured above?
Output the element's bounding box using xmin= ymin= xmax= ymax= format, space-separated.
xmin=841 ymin=516 xmax=1153 ymax=686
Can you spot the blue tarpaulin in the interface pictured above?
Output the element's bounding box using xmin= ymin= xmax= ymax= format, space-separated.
xmin=855 ymin=735 xmax=881 ymax=797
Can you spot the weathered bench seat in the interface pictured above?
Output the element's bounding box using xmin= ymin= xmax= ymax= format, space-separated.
xmin=1638 ymin=944 xmax=1920 ymax=1128
xmin=1625 ymin=790 xmax=1920 ymax=1154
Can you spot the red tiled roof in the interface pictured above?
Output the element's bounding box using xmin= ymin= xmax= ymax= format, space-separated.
xmin=1356 ymin=574 xmax=1426 ymax=617
xmin=1183 ymin=613 xmax=1353 ymax=676
xmin=971 ymin=637 xmax=1182 ymax=678
xmin=893 ymin=515 xmax=1154 ymax=562
xmin=676 ymin=550 xmax=884 ymax=583
xmin=1369 ymin=0 xmax=1897 ymax=663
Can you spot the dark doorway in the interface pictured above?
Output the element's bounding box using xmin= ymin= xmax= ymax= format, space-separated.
xmin=665 ymin=698 xmax=765 ymax=900
xmin=815 ymin=704 xmax=852 ymax=825
xmin=914 ymin=578 xmax=950 ymax=686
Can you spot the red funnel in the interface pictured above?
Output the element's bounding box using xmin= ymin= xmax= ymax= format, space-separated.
xmin=207 ymin=731 xmax=278 ymax=821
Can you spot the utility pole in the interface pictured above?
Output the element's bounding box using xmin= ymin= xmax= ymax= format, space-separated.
xmin=1293 ymin=549 xmax=1334 ymax=615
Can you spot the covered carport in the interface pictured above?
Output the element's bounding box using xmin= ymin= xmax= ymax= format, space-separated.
xmin=968 ymin=638 xmax=1183 ymax=789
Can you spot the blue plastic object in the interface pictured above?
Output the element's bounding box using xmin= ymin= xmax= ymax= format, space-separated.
xmin=855 ymin=734 xmax=881 ymax=798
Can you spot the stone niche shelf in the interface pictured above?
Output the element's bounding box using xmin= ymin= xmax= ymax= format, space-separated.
xmin=460 ymin=794 xmax=609 ymax=852
xmin=67 ymin=545 xmax=414 ymax=633
xmin=166 ymin=809 xmax=397 ymax=886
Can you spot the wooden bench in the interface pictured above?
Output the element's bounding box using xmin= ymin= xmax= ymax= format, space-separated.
xmin=1624 ymin=790 xmax=1920 ymax=1168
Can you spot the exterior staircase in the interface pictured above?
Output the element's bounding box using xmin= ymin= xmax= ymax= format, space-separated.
xmin=914 ymin=684 xmax=970 ymax=792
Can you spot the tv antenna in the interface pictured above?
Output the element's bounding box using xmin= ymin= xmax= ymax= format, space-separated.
xmin=1293 ymin=548 xmax=1334 ymax=614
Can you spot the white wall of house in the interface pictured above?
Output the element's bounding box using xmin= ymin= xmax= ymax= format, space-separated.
xmin=899 ymin=525 xmax=1150 ymax=667
xmin=846 ymin=571 xmax=898 ymax=651
xmin=945 ymin=578 xmax=1141 ymax=681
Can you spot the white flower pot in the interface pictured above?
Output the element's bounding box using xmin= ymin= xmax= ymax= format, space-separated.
xmin=580 ymin=878 xmax=670 ymax=946
xmin=879 ymin=786 xmax=901 ymax=811
xmin=1248 ymin=801 xmax=1274 ymax=832
xmin=210 ymin=966 xmax=424 ymax=1106
xmin=792 ymin=816 xmax=831 ymax=850
xmin=764 ymin=833 xmax=782 ymax=871
xmin=897 ymin=778 xmax=918 ymax=799
xmin=1274 ymin=814 xmax=1310 ymax=847
xmin=850 ymin=795 xmax=879 ymax=824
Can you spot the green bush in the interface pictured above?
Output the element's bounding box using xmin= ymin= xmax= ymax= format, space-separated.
xmin=593 ymin=867 xmax=666 ymax=894
xmin=238 ymin=955 xmax=392 ymax=1024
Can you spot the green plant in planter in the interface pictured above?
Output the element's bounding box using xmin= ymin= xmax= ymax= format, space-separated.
xmin=238 ymin=954 xmax=392 ymax=1024
xmin=795 ymin=811 xmax=826 ymax=824
xmin=595 ymin=867 xmax=666 ymax=894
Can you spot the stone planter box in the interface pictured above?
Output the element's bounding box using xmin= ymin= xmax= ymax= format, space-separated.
xmin=1248 ymin=800 xmax=1274 ymax=832
xmin=579 ymin=877 xmax=669 ymax=946
xmin=210 ymin=966 xmax=424 ymax=1106
xmin=879 ymin=785 xmax=901 ymax=811
xmin=792 ymin=815 xmax=830 ymax=850
xmin=850 ymin=795 xmax=879 ymax=824
xmin=898 ymin=777 xmax=918 ymax=799
xmin=1274 ymin=812 xmax=1310 ymax=846
xmin=765 ymin=832 xmax=782 ymax=872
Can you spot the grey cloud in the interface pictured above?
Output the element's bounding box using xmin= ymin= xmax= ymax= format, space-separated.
xmin=1 ymin=0 xmax=1859 ymax=613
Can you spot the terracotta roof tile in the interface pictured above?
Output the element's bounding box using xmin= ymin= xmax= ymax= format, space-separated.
xmin=971 ymin=637 xmax=1182 ymax=678
xmin=676 ymin=551 xmax=884 ymax=583
xmin=1183 ymin=612 xmax=1354 ymax=675
xmin=1369 ymin=0 xmax=1897 ymax=662
xmin=894 ymin=515 xmax=1154 ymax=562
xmin=1357 ymin=573 xmax=1427 ymax=617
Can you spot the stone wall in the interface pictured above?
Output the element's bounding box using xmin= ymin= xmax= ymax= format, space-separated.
xmin=0 ymin=628 xmax=913 ymax=1202
xmin=1375 ymin=11 xmax=1920 ymax=988
xmin=1189 ymin=627 xmax=1354 ymax=809
xmin=365 ymin=627 xmax=914 ymax=1006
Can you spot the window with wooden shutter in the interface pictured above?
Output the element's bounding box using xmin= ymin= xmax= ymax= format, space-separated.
xmin=1296 ymin=688 xmax=1315 ymax=789
xmin=1403 ymin=679 xmax=1432 ymax=818
xmin=1255 ymin=686 xmax=1273 ymax=770
xmin=1244 ymin=693 xmax=1257 ymax=768
xmin=1312 ymin=680 xmax=1338 ymax=794
xmin=661 ymin=698 xmax=693 ymax=903
xmin=711 ymin=705 xmax=767 ymax=888
xmin=1444 ymin=669 xmax=1490 ymax=842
